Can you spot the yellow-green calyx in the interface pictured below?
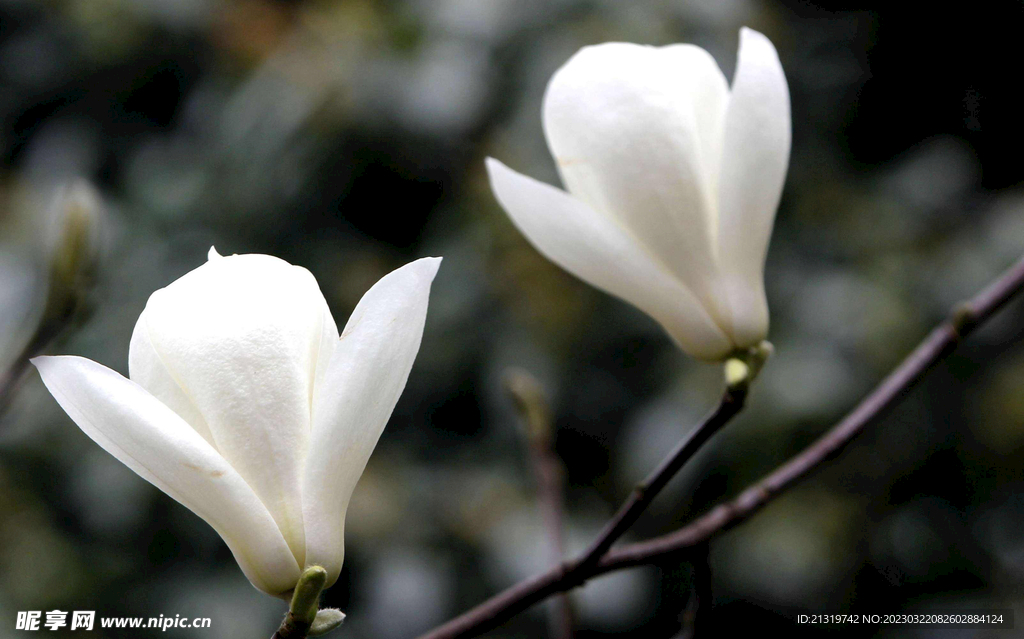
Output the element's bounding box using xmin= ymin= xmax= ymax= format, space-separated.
xmin=724 ymin=340 xmax=773 ymax=393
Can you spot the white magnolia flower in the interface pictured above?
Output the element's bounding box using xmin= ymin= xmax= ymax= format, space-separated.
xmin=487 ymin=28 xmax=790 ymax=360
xmin=33 ymin=249 xmax=441 ymax=596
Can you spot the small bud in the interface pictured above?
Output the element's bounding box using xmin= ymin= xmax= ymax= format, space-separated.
xmin=724 ymin=358 xmax=750 ymax=392
xmin=724 ymin=340 xmax=773 ymax=394
xmin=308 ymin=609 xmax=346 ymax=637
xmin=748 ymin=340 xmax=773 ymax=379
xmin=42 ymin=181 xmax=102 ymax=328
xmin=503 ymin=368 xmax=551 ymax=444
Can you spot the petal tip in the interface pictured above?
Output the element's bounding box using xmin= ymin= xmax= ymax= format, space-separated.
xmin=30 ymin=354 xmax=67 ymax=372
xmin=738 ymin=25 xmax=763 ymax=40
xmin=737 ymin=26 xmax=780 ymax=59
xmin=390 ymin=256 xmax=443 ymax=288
xmin=417 ymin=256 xmax=443 ymax=281
xmin=484 ymin=157 xmax=529 ymax=196
xmin=483 ymin=153 xmax=507 ymax=176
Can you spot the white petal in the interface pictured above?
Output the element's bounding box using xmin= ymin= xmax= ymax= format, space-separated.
xmin=128 ymin=321 xmax=217 ymax=447
xmin=542 ymin=42 xmax=729 ymax=315
xmin=32 ymin=356 xmax=301 ymax=595
xmin=715 ymin=27 xmax=791 ymax=346
xmin=302 ymin=257 xmax=441 ymax=586
xmin=487 ymin=158 xmax=732 ymax=359
xmin=133 ymin=254 xmax=339 ymax=565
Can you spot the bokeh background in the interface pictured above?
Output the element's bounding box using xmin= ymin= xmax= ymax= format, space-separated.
xmin=2 ymin=1 xmax=1024 ymax=637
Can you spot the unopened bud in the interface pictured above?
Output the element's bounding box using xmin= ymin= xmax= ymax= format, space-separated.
xmin=290 ymin=565 xmax=328 ymax=626
xmin=724 ymin=358 xmax=750 ymax=392
xmin=308 ymin=609 xmax=345 ymax=637
xmin=748 ymin=340 xmax=773 ymax=379
xmin=503 ymin=368 xmax=551 ymax=444
xmin=43 ymin=181 xmax=102 ymax=327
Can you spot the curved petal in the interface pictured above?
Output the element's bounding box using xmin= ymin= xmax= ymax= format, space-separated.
xmin=128 ymin=321 xmax=217 ymax=447
xmin=134 ymin=253 xmax=339 ymax=564
xmin=715 ymin=27 xmax=791 ymax=346
xmin=542 ymin=42 xmax=729 ymax=313
xmin=302 ymin=257 xmax=441 ymax=587
xmin=32 ymin=355 xmax=301 ymax=595
xmin=487 ymin=158 xmax=733 ymax=359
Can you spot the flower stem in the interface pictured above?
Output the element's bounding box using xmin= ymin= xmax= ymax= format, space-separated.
xmin=272 ymin=566 xmax=327 ymax=639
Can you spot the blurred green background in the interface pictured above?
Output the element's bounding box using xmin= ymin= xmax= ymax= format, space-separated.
xmin=2 ymin=1 xmax=1024 ymax=637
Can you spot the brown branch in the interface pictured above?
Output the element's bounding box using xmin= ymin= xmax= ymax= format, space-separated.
xmin=272 ymin=611 xmax=313 ymax=639
xmin=418 ymin=373 xmax=747 ymax=639
xmin=415 ymin=254 xmax=1024 ymax=639
xmin=572 ymin=388 xmax=745 ymax=576
xmin=601 ymin=253 xmax=1024 ymax=571
xmin=536 ymin=453 xmax=574 ymax=639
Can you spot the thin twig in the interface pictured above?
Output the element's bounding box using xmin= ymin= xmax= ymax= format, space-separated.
xmin=572 ymin=388 xmax=745 ymax=577
xmin=505 ymin=370 xmax=575 ymax=639
xmin=415 ymin=254 xmax=1024 ymax=639
xmin=0 ymin=344 xmax=35 ymax=417
xmin=528 ymin=425 xmax=575 ymax=639
xmin=0 ymin=319 xmax=68 ymax=417
xmin=538 ymin=459 xmax=574 ymax=639
xmin=418 ymin=378 xmax=746 ymax=639
xmin=677 ymin=543 xmax=710 ymax=639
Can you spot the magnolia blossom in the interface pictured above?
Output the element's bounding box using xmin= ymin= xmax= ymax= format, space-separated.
xmin=487 ymin=28 xmax=790 ymax=360
xmin=34 ymin=249 xmax=441 ymax=596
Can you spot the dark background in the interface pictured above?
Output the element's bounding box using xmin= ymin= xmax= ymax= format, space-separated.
xmin=2 ymin=1 xmax=1024 ymax=637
